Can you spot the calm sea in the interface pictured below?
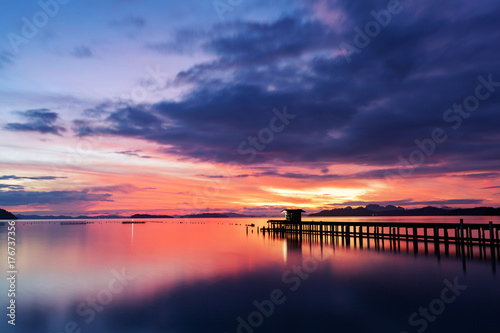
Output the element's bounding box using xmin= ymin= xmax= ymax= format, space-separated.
xmin=1 ymin=216 xmax=499 ymax=333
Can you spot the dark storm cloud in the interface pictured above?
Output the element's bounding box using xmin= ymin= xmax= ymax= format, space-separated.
xmin=5 ymin=109 xmax=66 ymax=135
xmin=74 ymin=0 xmax=500 ymax=175
xmin=0 ymin=189 xmax=112 ymax=206
xmin=205 ymin=17 xmax=337 ymax=65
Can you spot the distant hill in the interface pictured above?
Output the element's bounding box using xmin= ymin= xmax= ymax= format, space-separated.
xmin=0 ymin=208 xmax=17 ymax=220
xmin=131 ymin=214 xmax=173 ymax=218
xmin=77 ymin=215 xmax=126 ymax=219
xmin=220 ymin=212 xmax=266 ymax=217
xmin=366 ymin=204 xmax=405 ymax=212
xmin=180 ymin=213 xmax=229 ymax=218
xmin=14 ymin=212 xmax=262 ymax=219
xmin=310 ymin=205 xmax=500 ymax=217
xmin=16 ymin=214 xmax=74 ymax=220
xmin=15 ymin=214 xmax=126 ymax=220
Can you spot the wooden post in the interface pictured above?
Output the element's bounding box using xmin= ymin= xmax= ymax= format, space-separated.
xmin=341 ymin=225 xmax=345 ymax=246
xmin=413 ymin=227 xmax=418 ymax=253
xmin=489 ymin=222 xmax=495 ymax=256
xmin=359 ymin=226 xmax=363 ymax=248
xmin=381 ymin=227 xmax=385 ymax=250
xmin=397 ymin=227 xmax=401 ymax=252
xmin=444 ymin=228 xmax=449 ymax=256
xmin=467 ymin=227 xmax=472 ymax=258
xmin=424 ymin=227 xmax=429 ymax=254
xmin=434 ymin=226 xmax=440 ymax=258
xmin=490 ymin=222 xmax=494 ymax=245
xmin=497 ymin=227 xmax=500 ymax=258
xmin=393 ymin=227 xmax=397 ymax=250
xmin=460 ymin=219 xmax=464 ymax=240
xmin=346 ymin=225 xmax=350 ymax=246
xmin=478 ymin=227 xmax=483 ymax=260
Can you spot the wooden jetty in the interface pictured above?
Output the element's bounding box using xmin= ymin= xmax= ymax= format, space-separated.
xmin=261 ymin=210 xmax=500 ymax=273
xmin=264 ymin=219 xmax=500 ymax=248
xmin=264 ymin=210 xmax=500 ymax=248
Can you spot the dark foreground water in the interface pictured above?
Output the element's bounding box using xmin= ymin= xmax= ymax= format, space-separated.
xmin=1 ymin=216 xmax=499 ymax=333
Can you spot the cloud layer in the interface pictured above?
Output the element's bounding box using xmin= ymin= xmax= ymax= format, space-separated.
xmin=71 ymin=0 xmax=500 ymax=176
xmin=5 ymin=109 xmax=66 ymax=135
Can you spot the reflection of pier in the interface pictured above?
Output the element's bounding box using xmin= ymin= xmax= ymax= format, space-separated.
xmin=263 ymin=218 xmax=500 ymax=272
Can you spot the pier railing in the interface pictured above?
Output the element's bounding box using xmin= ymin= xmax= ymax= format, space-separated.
xmin=264 ymin=219 xmax=499 ymax=246
xmin=261 ymin=219 xmax=500 ymax=272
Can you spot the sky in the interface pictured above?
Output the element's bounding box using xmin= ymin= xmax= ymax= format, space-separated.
xmin=0 ymin=0 xmax=500 ymax=216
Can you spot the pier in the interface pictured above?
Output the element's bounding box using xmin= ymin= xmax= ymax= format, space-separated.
xmin=264 ymin=219 xmax=500 ymax=248
xmin=264 ymin=210 xmax=500 ymax=251
xmin=262 ymin=219 xmax=500 ymax=246
xmin=263 ymin=213 xmax=500 ymax=273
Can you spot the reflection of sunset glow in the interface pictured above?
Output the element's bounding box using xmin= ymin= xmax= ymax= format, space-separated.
xmin=283 ymin=241 xmax=287 ymax=263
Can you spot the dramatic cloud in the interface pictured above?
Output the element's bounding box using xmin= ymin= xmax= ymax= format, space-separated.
xmin=2 ymin=0 xmax=499 ymax=214
xmin=5 ymin=109 xmax=66 ymax=135
xmin=0 ymin=189 xmax=113 ymax=206
xmin=72 ymin=1 xmax=500 ymax=178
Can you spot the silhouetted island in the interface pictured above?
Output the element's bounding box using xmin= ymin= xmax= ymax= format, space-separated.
xmin=15 ymin=214 xmax=127 ymax=220
xmin=130 ymin=214 xmax=173 ymax=218
xmin=0 ymin=208 xmax=17 ymax=220
xmin=180 ymin=213 xmax=229 ymax=218
xmin=309 ymin=205 xmax=500 ymax=217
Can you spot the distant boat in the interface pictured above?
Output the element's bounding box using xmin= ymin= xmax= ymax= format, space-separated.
xmin=122 ymin=221 xmax=146 ymax=224
xmin=246 ymin=223 xmax=255 ymax=227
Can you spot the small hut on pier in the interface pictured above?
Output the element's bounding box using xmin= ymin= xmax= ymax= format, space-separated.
xmin=281 ymin=209 xmax=305 ymax=223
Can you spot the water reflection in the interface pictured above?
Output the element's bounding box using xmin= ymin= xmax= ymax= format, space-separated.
xmin=0 ymin=218 xmax=498 ymax=333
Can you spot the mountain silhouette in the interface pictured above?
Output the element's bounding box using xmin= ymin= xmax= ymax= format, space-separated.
xmin=310 ymin=205 xmax=500 ymax=217
xmin=131 ymin=214 xmax=173 ymax=218
xmin=0 ymin=208 xmax=17 ymax=220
